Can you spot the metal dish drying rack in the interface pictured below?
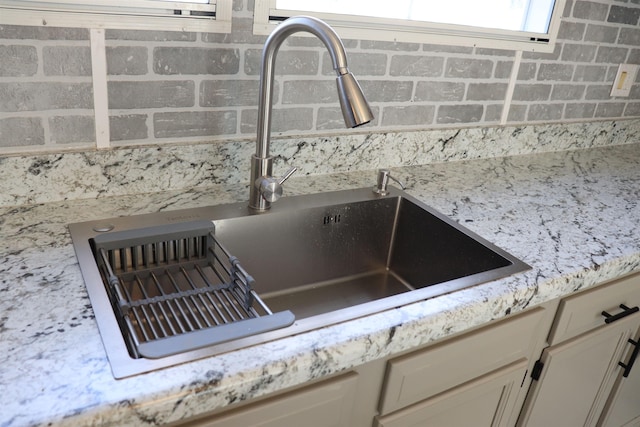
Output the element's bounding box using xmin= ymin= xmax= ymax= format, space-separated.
xmin=91 ymin=221 xmax=295 ymax=359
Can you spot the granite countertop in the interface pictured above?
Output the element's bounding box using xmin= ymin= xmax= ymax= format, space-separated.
xmin=2 ymin=143 xmax=640 ymax=426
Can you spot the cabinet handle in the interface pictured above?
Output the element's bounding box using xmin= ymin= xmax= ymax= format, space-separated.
xmin=618 ymin=338 xmax=640 ymax=378
xmin=601 ymin=304 xmax=639 ymax=324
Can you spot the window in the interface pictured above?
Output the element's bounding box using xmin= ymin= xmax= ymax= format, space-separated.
xmin=0 ymin=0 xmax=232 ymax=32
xmin=254 ymin=0 xmax=566 ymax=52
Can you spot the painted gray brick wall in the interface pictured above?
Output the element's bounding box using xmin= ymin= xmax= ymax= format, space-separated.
xmin=2 ymin=0 xmax=640 ymax=150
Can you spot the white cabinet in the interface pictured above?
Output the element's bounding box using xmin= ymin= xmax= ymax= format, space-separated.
xmin=178 ymin=371 xmax=362 ymax=427
xmin=375 ymin=360 xmax=527 ymax=427
xmin=376 ymin=306 xmax=552 ymax=427
xmin=175 ymin=272 xmax=640 ymax=427
xmin=599 ymin=326 xmax=640 ymax=427
xmin=176 ymin=305 xmax=551 ymax=427
xmin=518 ymin=313 xmax=639 ymax=426
xmin=174 ymin=357 xmax=387 ymax=427
xmin=517 ymin=272 xmax=640 ymax=427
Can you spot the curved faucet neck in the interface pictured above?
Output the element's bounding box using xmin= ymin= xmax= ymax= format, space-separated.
xmin=256 ymin=16 xmax=349 ymax=159
xmin=249 ymin=16 xmax=372 ymax=211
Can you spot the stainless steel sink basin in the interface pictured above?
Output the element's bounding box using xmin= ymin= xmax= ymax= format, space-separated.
xmin=69 ymin=186 xmax=529 ymax=378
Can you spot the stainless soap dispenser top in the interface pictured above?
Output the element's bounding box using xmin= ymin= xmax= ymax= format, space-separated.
xmin=373 ymin=169 xmax=406 ymax=196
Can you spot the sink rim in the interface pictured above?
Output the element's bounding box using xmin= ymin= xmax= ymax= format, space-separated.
xmin=68 ymin=186 xmax=530 ymax=379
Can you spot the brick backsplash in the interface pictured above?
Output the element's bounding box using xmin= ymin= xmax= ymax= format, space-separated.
xmin=2 ymin=0 xmax=640 ymax=152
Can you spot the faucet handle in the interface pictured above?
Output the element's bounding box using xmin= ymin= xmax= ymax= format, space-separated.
xmin=257 ymin=166 xmax=297 ymax=203
xmin=277 ymin=166 xmax=297 ymax=185
xmin=373 ymin=169 xmax=406 ymax=196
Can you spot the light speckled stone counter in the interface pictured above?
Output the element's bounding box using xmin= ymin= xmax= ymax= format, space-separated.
xmin=2 ymin=120 xmax=640 ymax=208
xmin=2 ymin=143 xmax=640 ymax=426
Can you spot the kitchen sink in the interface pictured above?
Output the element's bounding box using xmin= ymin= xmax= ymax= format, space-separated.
xmin=69 ymin=186 xmax=529 ymax=378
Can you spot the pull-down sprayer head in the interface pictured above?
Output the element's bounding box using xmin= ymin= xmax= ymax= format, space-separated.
xmin=337 ymin=71 xmax=374 ymax=128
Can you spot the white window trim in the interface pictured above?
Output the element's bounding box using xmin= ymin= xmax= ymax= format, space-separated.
xmin=0 ymin=0 xmax=232 ymax=32
xmin=254 ymin=0 xmax=566 ymax=52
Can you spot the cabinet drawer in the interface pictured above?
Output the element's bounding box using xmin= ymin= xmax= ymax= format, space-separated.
xmin=378 ymin=307 xmax=546 ymax=415
xmin=548 ymin=272 xmax=640 ymax=345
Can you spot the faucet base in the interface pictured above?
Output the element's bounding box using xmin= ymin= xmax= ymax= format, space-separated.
xmin=249 ymin=154 xmax=273 ymax=211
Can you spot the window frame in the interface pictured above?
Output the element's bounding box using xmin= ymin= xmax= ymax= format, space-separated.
xmin=0 ymin=0 xmax=232 ymax=32
xmin=253 ymin=0 xmax=566 ymax=52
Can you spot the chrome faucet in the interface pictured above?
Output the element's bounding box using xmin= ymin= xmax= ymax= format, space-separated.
xmin=249 ymin=16 xmax=374 ymax=211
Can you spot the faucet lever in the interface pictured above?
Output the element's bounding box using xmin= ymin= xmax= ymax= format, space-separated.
xmin=278 ymin=166 xmax=297 ymax=185
xmin=257 ymin=166 xmax=297 ymax=203
xmin=373 ymin=169 xmax=406 ymax=196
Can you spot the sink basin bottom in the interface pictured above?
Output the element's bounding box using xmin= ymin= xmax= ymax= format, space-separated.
xmin=261 ymin=270 xmax=411 ymax=320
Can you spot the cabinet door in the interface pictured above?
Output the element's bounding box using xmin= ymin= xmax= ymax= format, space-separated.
xmin=379 ymin=307 xmax=546 ymax=415
xmin=518 ymin=312 xmax=640 ymax=427
xmin=599 ymin=327 xmax=640 ymax=427
xmin=182 ymin=372 xmax=359 ymax=427
xmin=374 ymin=360 xmax=527 ymax=427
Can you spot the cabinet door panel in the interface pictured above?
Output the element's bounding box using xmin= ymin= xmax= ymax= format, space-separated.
xmin=379 ymin=307 xmax=545 ymax=414
xmin=600 ymin=327 xmax=640 ymax=427
xmin=519 ymin=313 xmax=639 ymax=427
xmin=375 ymin=360 xmax=527 ymax=427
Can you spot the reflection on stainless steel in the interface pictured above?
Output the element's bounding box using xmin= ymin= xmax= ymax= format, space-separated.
xmin=249 ymin=16 xmax=373 ymax=211
xmin=69 ymin=186 xmax=529 ymax=378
